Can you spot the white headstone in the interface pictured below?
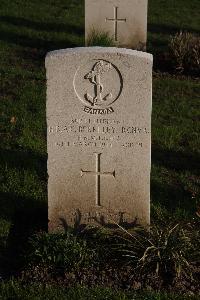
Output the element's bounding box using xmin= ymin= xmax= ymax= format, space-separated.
xmin=85 ymin=0 xmax=148 ymax=50
xmin=46 ymin=47 xmax=152 ymax=232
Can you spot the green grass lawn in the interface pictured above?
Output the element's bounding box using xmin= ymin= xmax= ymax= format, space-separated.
xmin=0 ymin=0 xmax=200 ymax=298
xmin=1 ymin=281 xmax=200 ymax=300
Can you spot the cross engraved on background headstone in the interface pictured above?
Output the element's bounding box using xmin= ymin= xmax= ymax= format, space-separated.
xmin=81 ymin=153 xmax=115 ymax=207
xmin=105 ymin=6 xmax=126 ymax=41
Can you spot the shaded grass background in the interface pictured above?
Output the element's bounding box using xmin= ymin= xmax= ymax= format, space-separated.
xmin=148 ymin=0 xmax=200 ymax=54
xmin=0 ymin=0 xmax=199 ymax=296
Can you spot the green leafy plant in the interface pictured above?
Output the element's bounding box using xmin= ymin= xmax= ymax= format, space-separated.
xmin=169 ymin=31 xmax=200 ymax=75
xmin=27 ymin=231 xmax=96 ymax=271
xmin=112 ymin=222 xmax=199 ymax=284
xmin=18 ymin=223 xmax=200 ymax=292
xmin=86 ymin=28 xmax=115 ymax=47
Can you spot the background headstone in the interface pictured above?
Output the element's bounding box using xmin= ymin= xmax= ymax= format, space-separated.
xmin=46 ymin=47 xmax=152 ymax=232
xmin=85 ymin=0 xmax=148 ymax=50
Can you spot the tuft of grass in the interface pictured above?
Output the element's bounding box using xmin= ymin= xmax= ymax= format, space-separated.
xmin=18 ymin=223 xmax=200 ymax=293
xmin=27 ymin=231 xmax=96 ymax=270
xmin=148 ymin=0 xmax=200 ymax=55
xmin=169 ymin=31 xmax=200 ymax=75
xmin=86 ymin=28 xmax=115 ymax=47
xmin=112 ymin=222 xmax=200 ymax=285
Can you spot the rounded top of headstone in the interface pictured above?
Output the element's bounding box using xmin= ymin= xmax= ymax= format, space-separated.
xmin=45 ymin=47 xmax=153 ymax=66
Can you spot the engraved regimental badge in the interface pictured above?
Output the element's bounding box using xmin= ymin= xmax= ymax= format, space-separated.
xmin=74 ymin=59 xmax=123 ymax=114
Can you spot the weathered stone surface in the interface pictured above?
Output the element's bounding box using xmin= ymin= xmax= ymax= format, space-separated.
xmin=85 ymin=0 xmax=148 ymax=50
xmin=46 ymin=47 xmax=152 ymax=232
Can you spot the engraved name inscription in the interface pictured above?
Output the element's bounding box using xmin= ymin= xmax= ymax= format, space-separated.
xmin=49 ymin=117 xmax=150 ymax=150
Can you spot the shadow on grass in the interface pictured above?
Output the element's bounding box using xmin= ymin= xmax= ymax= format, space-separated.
xmin=151 ymin=145 xmax=199 ymax=217
xmin=148 ymin=23 xmax=200 ymax=36
xmin=147 ymin=31 xmax=171 ymax=72
xmin=151 ymin=180 xmax=195 ymax=216
xmin=152 ymin=145 xmax=200 ymax=175
xmin=0 ymin=148 xmax=47 ymax=179
xmin=0 ymin=190 xmax=47 ymax=277
xmin=0 ymin=27 xmax=79 ymax=51
xmin=0 ymin=15 xmax=84 ymax=55
xmin=0 ymin=16 xmax=84 ymax=36
xmin=0 ymin=192 xmax=47 ymax=276
xmin=0 ymin=149 xmax=47 ymax=276
xmin=147 ymin=35 xmax=168 ymax=49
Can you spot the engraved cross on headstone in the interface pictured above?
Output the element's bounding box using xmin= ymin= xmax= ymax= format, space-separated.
xmin=81 ymin=153 xmax=115 ymax=207
xmin=105 ymin=6 xmax=126 ymax=41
